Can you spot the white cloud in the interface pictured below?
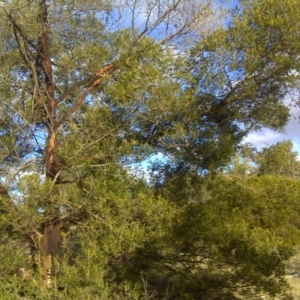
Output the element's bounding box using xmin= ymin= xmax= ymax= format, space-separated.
xmin=243 ymin=130 xmax=282 ymax=147
xmin=243 ymin=105 xmax=300 ymax=155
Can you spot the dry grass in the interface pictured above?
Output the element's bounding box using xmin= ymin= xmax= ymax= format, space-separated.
xmin=286 ymin=248 xmax=300 ymax=299
xmin=287 ymin=276 xmax=300 ymax=299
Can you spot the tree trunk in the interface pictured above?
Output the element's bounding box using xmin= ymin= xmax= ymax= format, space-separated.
xmin=36 ymin=0 xmax=118 ymax=286
xmin=39 ymin=0 xmax=61 ymax=285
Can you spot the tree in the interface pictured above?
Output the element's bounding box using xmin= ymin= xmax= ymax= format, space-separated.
xmin=1 ymin=0 xmax=300 ymax=298
xmin=0 ymin=0 xmax=218 ymax=289
xmin=4 ymin=165 xmax=175 ymax=299
xmin=137 ymin=0 xmax=300 ymax=178
xmin=147 ymin=167 xmax=300 ymax=299
xmin=255 ymin=140 xmax=300 ymax=178
xmin=223 ymin=140 xmax=300 ymax=179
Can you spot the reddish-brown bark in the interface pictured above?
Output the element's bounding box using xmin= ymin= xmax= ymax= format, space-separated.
xmin=38 ymin=1 xmax=119 ymax=283
xmin=38 ymin=1 xmax=61 ymax=282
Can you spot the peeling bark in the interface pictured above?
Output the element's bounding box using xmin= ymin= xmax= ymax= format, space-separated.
xmin=39 ymin=0 xmax=61 ymax=284
xmin=37 ymin=0 xmax=119 ymax=286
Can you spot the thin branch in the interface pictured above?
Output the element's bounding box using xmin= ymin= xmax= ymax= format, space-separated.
xmin=139 ymin=0 xmax=184 ymax=38
xmin=55 ymin=64 xmax=116 ymax=128
xmin=219 ymin=173 xmax=257 ymax=193
xmin=56 ymin=74 xmax=97 ymax=103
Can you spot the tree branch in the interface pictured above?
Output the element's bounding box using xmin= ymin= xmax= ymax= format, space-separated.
xmin=55 ymin=64 xmax=116 ymax=128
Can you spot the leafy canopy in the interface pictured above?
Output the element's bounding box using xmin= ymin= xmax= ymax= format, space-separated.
xmin=0 ymin=0 xmax=300 ymax=299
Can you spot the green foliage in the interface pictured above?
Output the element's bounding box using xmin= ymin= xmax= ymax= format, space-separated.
xmin=142 ymin=0 xmax=300 ymax=173
xmin=225 ymin=140 xmax=300 ymax=179
xmin=0 ymin=165 xmax=176 ymax=299
xmin=152 ymin=173 xmax=300 ymax=299
xmin=1 ymin=0 xmax=300 ymax=299
xmin=255 ymin=140 xmax=300 ymax=178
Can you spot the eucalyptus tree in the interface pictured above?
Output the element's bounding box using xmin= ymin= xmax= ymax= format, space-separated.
xmin=1 ymin=0 xmax=300 ymax=297
xmin=0 ymin=0 xmax=218 ymax=288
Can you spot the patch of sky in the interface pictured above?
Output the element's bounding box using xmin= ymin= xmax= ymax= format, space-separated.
xmin=243 ymin=95 xmax=300 ymax=158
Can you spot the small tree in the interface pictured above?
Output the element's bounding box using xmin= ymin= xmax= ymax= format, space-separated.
xmin=255 ymin=141 xmax=300 ymax=178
